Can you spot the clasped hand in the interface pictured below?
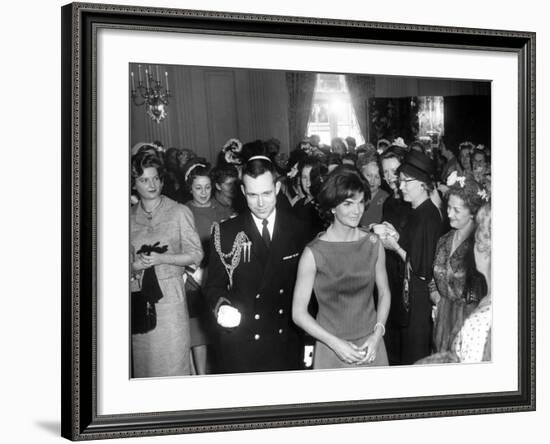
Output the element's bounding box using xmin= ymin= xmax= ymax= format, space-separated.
xmin=332 ymin=334 xmax=380 ymax=365
xmin=138 ymin=251 xmax=165 ymax=268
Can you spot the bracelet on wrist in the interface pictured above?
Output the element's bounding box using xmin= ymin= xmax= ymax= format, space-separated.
xmin=374 ymin=322 xmax=385 ymax=337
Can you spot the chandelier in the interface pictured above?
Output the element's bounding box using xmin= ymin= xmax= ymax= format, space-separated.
xmin=130 ymin=64 xmax=171 ymax=124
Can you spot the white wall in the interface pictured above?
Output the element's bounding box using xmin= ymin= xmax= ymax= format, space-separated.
xmin=1 ymin=1 xmax=546 ymax=444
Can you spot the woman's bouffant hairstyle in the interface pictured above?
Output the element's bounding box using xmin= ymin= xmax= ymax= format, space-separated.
xmin=356 ymin=151 xmax=378 ymax=170
xmin=131 ymin=151 xmax=165 ymax=187
xmin=475 ymin=203 xmax=491 ymax=257
xmin=308 ymin=161 xmax=329 ymax=200
xmin=298 ymin=155 xmax=324 ymax=194
xmin=183 ymin=158 xmax=211 ymax=188
xmin=380 ymin=145 xmax=406 ymax=164
xmin=447 ymin=174 xmax=487 ymax=216
xmin=317 ymin=165 xmax=370 ymax=222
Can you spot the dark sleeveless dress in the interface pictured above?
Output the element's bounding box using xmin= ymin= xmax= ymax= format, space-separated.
xmin=308 ymin=231 xmax=388 ymax=369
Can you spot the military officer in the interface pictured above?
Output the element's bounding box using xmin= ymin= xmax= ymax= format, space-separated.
xmin=205 ymin=155 xmax=307 ymax=374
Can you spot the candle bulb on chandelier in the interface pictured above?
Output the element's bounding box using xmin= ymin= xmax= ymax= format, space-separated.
xmin=138 ymin=65 xmax=142 ymax=85
xmin=165 ymin=71 xmax=169 ymax=92
xmin=145 ymin=69 xmax=150 ymax=89
xmin=156 ymin=66 xmax=160 ymax=83
xmin=130 ymin=71 xmax=135 ymax=91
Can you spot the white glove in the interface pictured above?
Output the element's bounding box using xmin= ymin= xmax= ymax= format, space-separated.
xmin=217 ymin=305 xmax=242 ymax=328
xmin=372 ymin=222 xmax=398 ymax=241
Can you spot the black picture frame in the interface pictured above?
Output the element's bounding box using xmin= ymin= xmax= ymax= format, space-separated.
xmin=61 ymin=2 xmax=536 ymax=440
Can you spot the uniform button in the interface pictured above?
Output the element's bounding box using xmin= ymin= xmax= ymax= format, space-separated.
xmin=254 ymin=334 xmax=260 ymax=340
xmin=255 ymin=294 xmax=260 ymax=299
xmin=279 ymin=289 xmax=284 ymax=294
xmin=278 ymin=309 xmax=284 ymax=314
xmin=278 ymin=329 xmax=283 ymax=334
xmin=254 ymin=314 xmax=260 ymax=320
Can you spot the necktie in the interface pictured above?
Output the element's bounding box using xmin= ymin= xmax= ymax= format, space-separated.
xmin=261 ymin=219 xmax=270 ymax=248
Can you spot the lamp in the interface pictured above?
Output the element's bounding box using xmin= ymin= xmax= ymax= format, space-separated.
xmin=130 ymin=64 xmax=171 ymax=124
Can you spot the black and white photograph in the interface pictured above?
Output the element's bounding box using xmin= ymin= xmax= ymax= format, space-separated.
xmin=4 ymin=0 xmax=549 ymax=442
xmin=52 ymin=1 xmax=539 ymax=441
xmin=129 ymin=63 xmax=493 ymax=378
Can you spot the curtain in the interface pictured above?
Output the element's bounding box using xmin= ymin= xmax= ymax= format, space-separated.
xmin=286 ymin=72 xmax=317 ymax=149
xmin=346 ymin=74 xmax=375 ymax=143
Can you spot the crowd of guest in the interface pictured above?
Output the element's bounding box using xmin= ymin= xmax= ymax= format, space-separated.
xmin=129 ymin=132 xmax=492 ymax=377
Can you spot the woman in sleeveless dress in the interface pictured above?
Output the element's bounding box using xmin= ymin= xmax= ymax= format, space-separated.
xmin=292 ymin=166 xmax=391 ymax=369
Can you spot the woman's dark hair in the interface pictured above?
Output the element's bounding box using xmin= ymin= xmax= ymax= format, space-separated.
xmin=409 ymin=140 xmax=426 ymax=154
xmin=341 ymin=152 xmax=358 ymax=165
xmin=380 ymin=146 xmax=406 ymax=164
xmin=356 ymin=151 xmax=378 ymax=170
xmin=470 ymin=148 xmax=489 ymax=166
xmin=421 ymin=179 xmax=436 ymax=193
xmin=447 ymin=175 xmax=485 ymax=215
xmin=326 ymin=153 xmax=342 ymax=168
xmin=298 ymin=155 xmax=322 ymax=183
xmin=317 ymin=165 xmax=370 ymax=222
xmin=164 ymin=147 xmax=182 ymax=171
xmin=457 ymin=141 xmax=474 ymax=171
xmin=308 ymin=161 xmax=329 ymax=200
xmin=183 ymin=158 xmax=211 ymax=189
xmin=131 ymin=151 xmax=165 ymax=187
xmin=211 ymin=164 xmax=239 ymax=186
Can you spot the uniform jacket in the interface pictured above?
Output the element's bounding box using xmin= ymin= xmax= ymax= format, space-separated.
xmin=204 ymin=209 xmax=307 ymax=373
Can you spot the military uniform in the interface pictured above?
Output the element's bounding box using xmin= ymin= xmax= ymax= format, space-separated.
xmin=205 ymin=209 xmax=306 ymax=374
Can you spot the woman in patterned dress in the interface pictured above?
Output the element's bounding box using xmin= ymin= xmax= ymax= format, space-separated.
xmin=416 ymin=202 xmax=491 ymax=364
xmin=431 ymin=173 xmax=486 ymax=352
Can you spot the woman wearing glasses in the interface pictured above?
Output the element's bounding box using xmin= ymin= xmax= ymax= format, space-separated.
xmin=379 ymin=150 xmax=443 ymax=364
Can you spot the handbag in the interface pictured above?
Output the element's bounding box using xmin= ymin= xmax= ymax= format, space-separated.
xmin=131 ymin=290 xmax=157 ymax=334
xmin=131 ymin=243 xmax=166 ymax=334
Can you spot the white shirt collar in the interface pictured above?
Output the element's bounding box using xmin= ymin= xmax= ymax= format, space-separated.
xmin=250 ymin=209 xmax=276 ymax=239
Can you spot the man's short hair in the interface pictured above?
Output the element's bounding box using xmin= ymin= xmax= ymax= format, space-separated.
xmin=242 ymin=157 xmax=276 ymax=182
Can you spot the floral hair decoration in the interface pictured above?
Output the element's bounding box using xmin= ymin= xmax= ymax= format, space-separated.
xmin=391 ymin=137 xmax=407 ymax=149
xmin=477 ymin=189 xmax=489 ymax=202
xmin=222 ymin=138 xmax=243 ymax=165
xmin=447 ymin=170 xmax=466 ymax=188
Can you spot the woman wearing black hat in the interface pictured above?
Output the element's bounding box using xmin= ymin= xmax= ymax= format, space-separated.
xmin=379 ymin=150 xmax=443 ymax=364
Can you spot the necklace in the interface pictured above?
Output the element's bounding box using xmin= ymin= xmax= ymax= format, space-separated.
xmin=141 ymin=197 xmax=162 ymax=220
